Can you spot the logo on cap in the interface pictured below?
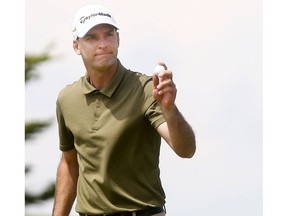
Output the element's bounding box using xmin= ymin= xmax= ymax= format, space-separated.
xmin=79 ymin=12 xmax=112 ymax=24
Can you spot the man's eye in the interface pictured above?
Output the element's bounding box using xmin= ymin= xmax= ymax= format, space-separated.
xmin=86 ymin=35 xmax=96 ymax=40
xmin=107 ymin=31 xmax=115 ymax=37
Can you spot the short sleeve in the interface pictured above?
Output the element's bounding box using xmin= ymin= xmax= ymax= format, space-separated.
xmin=143 ymin=78 xmax=166 ymax=129
xmin=56 ymin=99 xmax=75 ymax=151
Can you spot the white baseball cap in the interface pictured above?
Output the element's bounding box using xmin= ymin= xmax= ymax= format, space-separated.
xmin=72 ymin=4 xmax=118 ymax=39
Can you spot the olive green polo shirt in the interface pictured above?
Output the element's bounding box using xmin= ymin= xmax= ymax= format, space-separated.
xmin=56 ymin=60 xmax=166 ymax=214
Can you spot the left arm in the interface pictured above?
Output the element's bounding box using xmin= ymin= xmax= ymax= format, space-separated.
xmin=153 ymin=63 xmax=196 ymax=158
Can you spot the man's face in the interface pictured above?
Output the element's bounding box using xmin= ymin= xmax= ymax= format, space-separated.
xmin=73 ymin=24 xmax=120 ymax=72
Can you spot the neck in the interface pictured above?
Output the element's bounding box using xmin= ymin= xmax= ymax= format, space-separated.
xmin=88 ymin=62 xmax=118 ymax=89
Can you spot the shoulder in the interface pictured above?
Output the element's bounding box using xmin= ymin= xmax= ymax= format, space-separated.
xmin=117 ymin=60 xmax=152 ymax=87
xmin=57 ymin=76 xmax=84 ymax=103
xmin=124 ymin=69 xmax=153 ymax=89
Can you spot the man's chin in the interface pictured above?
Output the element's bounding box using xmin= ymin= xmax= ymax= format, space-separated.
xmin=93 ymin=59 xmax=117 ymax=71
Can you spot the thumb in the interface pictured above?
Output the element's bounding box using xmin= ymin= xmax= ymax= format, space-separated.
xmin=152 ymin=74 xmax=159 ymax=89
xmin=152 ymin=74 xmax=161 ymax=101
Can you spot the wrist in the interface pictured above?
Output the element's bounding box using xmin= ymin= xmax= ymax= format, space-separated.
xmin=161 ymin=104 xmax=178 ymax=120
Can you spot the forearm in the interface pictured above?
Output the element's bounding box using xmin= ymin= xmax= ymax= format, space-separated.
xmin=152 ymin=68 xmax=196 ymax=157
xmin=52 ymin=156 xmax=79 ymax=216
xmin=162 ymin=105 xmax=196 ymax=158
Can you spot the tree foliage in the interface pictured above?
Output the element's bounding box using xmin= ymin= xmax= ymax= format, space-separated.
xmin=25 ymin=51 xmax=56 ymax=205
xmin=25 ymin=121 xmax=52 ymax=141
xmin=25 ymin=52 xmax=50 ymax=82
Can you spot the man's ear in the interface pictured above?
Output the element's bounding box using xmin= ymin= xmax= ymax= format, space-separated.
xmin=73 ymin=39 xmax=81 ymax=55
xmin=117 ymin=32 xmax=120 ymax=47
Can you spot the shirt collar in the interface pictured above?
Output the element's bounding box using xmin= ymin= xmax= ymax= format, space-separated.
xmin=82 ymin=60 xmax=126 ymax=97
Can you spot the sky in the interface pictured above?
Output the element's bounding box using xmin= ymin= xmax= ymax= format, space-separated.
xmin=0 ymin=0 xmax=282 ymax=215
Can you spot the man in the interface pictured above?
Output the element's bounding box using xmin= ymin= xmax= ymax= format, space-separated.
xmin=53 ymin=4 xmax=196 ymax=216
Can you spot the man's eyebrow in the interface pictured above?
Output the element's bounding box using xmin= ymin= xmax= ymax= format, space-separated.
xmin=85 ymin=33 xmax=96 ymax=37
xmin=107 ymin=28 xmax=116 ymax=33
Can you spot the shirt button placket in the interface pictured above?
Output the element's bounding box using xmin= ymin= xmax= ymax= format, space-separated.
xmin=92 ymin=99 xmax=101 ymax=130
